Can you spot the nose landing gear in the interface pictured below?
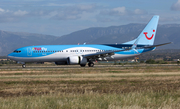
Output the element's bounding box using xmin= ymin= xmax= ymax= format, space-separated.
xmin=22 ymin=64 xmax=26 ymax=68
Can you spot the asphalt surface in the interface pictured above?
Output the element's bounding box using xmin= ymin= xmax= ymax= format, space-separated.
xmin=0 ymin=64 xmax=179 ymax=70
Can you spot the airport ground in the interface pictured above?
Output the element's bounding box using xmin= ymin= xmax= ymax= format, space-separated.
xmin=0 ymin=64 xmax=180 ymax=108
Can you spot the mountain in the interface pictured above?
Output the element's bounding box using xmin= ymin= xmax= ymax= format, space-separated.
xmin=52 ymin=24 xmax=180 ymax=49
xmin=1 ymin=24 xmax=180 ymax=56
xmin=52 ymin=24 xmax=145 ymax=45
xmin=0 ymin=31 xmax=56 ymax=56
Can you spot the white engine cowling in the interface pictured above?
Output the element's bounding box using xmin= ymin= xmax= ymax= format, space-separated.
xmin=67 ymin=56 xmax=87 ymax=65
xmin=79 ymin=56 xmax=87 ymax=65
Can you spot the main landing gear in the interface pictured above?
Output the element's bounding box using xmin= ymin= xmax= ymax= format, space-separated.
xmin=80 ymin=62 xmax=94 ymax=67
xmin=22 ymin=64 xmax=26 ymax=68
xmin=80 ymin=64 xmax=86 ymax=67
xmin=88 ymin=62 xmax=94 ymax=67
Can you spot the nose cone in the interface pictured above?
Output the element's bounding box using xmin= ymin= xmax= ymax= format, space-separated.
xmin=7 ymin=53 xmax=13 ymax=59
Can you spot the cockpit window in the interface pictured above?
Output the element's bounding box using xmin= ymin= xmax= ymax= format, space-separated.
xmin=13 ymin=50 xmax=21 ymax=53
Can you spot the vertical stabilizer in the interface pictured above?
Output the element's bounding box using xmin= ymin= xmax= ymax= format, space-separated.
xmin=124 ymin=15 xmax=159 ymax=45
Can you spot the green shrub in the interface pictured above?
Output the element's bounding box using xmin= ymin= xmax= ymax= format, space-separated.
xmin=145 ymin=59 xmax=156 ymax=64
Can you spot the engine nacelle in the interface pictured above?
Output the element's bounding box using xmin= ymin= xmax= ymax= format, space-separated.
xmin=67 ymin=56 xmax=87 ymax=65
xmin=79 ymin=56 xmax=87 ymax=65
xmin=55 ymin=61 xmax=67 ymax=65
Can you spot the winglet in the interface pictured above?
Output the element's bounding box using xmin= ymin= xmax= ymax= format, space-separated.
xmin=131 ymin=37 xmax=139 ymax=49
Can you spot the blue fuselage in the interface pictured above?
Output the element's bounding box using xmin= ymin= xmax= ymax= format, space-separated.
xmin=7 ymin=44 xmax=155 ymax=63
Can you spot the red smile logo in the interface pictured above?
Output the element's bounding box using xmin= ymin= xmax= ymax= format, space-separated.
xmin=143 ymin=30 xmax=155 ymax=40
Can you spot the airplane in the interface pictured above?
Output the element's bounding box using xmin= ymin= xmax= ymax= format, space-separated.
xmin=7 ymin=15 xmax=171 ymax=68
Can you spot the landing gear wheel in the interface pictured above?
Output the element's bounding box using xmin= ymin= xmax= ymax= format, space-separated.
xmin=88 ymin=62 xmax=94 ymax=67
xmin=22 ymin=64 xmax=26 ymax=68
xmin=80 ymin=64 xmax=86 ymax=67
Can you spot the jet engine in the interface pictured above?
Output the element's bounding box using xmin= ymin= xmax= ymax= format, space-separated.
xmin=67 ymin=56 xmax=87 ymax=65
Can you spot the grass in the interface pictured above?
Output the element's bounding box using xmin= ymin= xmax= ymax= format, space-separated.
xmin=0 ymin=64 xmax=180 ymax=108
xmin=0 ymin=91 xmax=180 ymax=109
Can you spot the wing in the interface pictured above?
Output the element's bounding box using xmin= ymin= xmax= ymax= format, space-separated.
xmin=83 ymin=42 xmax=172 ymax=59
xmin=83 ymin=38 xmax=138 ymax=59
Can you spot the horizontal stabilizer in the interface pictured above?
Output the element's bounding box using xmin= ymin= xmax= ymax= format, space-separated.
xmin=143 ymin=42 xmax=172 ymax=48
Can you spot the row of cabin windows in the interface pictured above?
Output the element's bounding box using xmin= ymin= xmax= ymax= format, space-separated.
xmin=33 ymin=50 xmax=63 ymax=53
xmin=70 ymin=50 xmax=117 ymax=52
xmin=32 ymin=49 xmax=124 ymax=54
xmin=33 ymin=49 xmax=120 ymax=53
xmin=70 ymin=50 xmax=102 ymax=52
xmin=32 ymin=48 xmax=135 ymax=53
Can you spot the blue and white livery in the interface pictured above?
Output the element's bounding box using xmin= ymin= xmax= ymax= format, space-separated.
xmin=7 ymin=15 xmax=171 ymax=68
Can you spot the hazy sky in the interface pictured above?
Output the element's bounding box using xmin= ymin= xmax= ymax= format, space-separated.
xmin=0 ymin=0 xmax=179 ymax=36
